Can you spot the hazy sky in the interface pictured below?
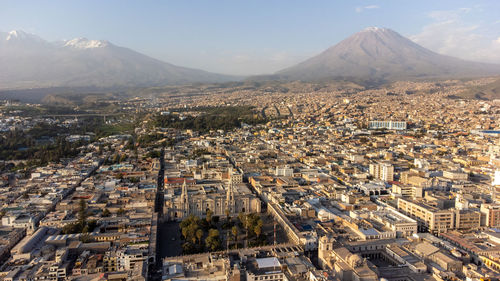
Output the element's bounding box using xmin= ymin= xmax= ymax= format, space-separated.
xmin=1 ymin=0 xmax=500 ymax=75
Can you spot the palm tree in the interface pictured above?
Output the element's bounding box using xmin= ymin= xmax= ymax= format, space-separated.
xmin=231 ymin=226 xmax=238 ymax=248
xmin=254 ymin=225 xmax=262 ymax=238
xmin=205 ymin=229 xmax=221 ymax=252
xmin=206 ymin=209 xmax=213 ymax=225
xmin=196 ymin=229 xmax=203 ymax=245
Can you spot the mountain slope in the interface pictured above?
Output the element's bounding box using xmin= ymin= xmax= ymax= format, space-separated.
xmin=276 ymin=27 xmax=500 ymax=83
xmin=0 ymin=30 xmax=237 ymax=89
xmin=453 ymin=77 xmax=500 ymax=100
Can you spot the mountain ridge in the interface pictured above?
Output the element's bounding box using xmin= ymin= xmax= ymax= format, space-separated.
xmin=2 ymin=28 xmax=500 ymax=90
xmin=274 ymin=27 xmax=500 ymax=83
xmin=0 ymin=30 xmax=238 ymax=89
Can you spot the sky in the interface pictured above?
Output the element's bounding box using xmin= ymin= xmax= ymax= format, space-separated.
xmin=1 ymin=0 xmax=500 ymax=76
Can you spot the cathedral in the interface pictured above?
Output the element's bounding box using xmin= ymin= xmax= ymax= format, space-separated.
xmin=164 ymin=170 xmax=261 ymax=221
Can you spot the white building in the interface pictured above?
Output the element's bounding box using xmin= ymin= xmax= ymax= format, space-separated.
xmin=276 ymin=166 xmax=294 ymax=177
xmin=369 ymin=120 xmax=407 ymax=130
xmin=493 ymin=170 xmax=500 ymax=186
xmin=370 ymin=208 xmax=418 ymax=237
xmin=246 ymin=257 xmax=286 ymax=281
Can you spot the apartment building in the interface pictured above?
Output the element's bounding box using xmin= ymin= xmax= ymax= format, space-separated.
xmin=397 ymin=198 xmax=455 ymax=234
xmin=454 ymin=210 xmax=481 ymax=230
xmin=369 ymin=162 xmax=394 ymax=182
xmin=480 ymin=204 xmax=500 ymax=228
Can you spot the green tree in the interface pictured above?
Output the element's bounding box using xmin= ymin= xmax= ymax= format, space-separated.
xmin=254 ymin=225 xmax=262 ymax=238
xmin=205 ymin=228 xmax=221 ymax=252
xmin=78 ymin=199 xmax=87 ymax=226
xmin=225 ymin=208 xmax=230 ymax=221
xmin=182 ymin=242 xmax=195 ymax=254
xmin=238 ymin=212 xmax=246 ymax=228
xmin=117 ymin=208 xmax=126 ymax=216
xmin=238 ymin=213 xmax=263 ymax=237
xmin=180 ymin=215 xmax=203 ymax=251
xmin=196 ymin=229 xmax=204 ymax=245
xmin=257 ymin=218 xmax=263 ymax=229
xmin=102 ymin=209 xmax=111 ymax=217
xmin=206 ymin=209 xmax=213 ymax=225
xmin=86 ymin=220 xmax=97 ymax=232
xmin=232 ymin=226 xmax=238 ymax=248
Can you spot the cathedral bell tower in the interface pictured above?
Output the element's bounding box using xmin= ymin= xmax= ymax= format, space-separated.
xmin=181 ymin=179 xmax=189 ymax=217
xmin=226 ymin=168 xmax=235 ymax=215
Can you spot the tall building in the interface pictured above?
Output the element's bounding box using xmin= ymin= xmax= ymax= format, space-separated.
xmin=454 ymin=210 xmax=481 ymax=230
xmin=369 ymin=162 xmax=394 ymax=182
xmin=480 ymin=204 xmax=500 ymax=228
xmin=180 ymin=179 xmax=189 ymax=218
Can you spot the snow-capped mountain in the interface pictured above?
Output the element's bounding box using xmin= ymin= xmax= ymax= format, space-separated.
xmin=5 ymin=30 xmax=44 ymax=42
xmin=63 ymin=38 xmax=109 ymax=49
xmin=0 ymin=30 xmax=236 ymax=89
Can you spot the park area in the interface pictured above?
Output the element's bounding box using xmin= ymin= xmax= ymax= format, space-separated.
xmin=158 ymin=212 xmax=288 ymax=258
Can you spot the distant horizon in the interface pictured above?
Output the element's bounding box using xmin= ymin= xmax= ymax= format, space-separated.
xmin=1 ymin=0 xmax=500 ymax=75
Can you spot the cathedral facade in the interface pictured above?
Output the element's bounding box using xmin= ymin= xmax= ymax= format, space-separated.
xmin=165 ymin=177 xmax=261 ymax=221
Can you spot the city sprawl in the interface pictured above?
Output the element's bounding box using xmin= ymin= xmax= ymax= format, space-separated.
xmin=0 ymin=77 xmax=500 ymax=281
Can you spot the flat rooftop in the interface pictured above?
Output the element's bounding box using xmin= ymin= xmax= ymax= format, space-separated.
xmin=256 ymin=257 xmax=281 ymax=269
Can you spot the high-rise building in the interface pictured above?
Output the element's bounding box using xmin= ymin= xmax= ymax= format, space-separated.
xmin=480 ymin=204 xmax=500 ymax=228
xmin=369 ymin=162 xmax=394 ymax=182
